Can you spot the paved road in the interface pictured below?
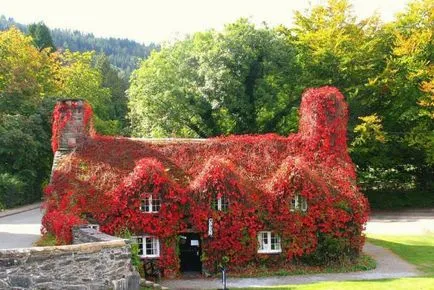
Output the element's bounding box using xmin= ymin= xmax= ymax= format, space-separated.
xmin=0 ymin=207 xmax=42 ymax=249
xmin=366 ymin=208 xmax=434 ymax=235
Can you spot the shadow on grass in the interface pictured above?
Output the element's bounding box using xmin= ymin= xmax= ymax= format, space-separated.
xmin=367 ymin=237 xmax=434 ymax=276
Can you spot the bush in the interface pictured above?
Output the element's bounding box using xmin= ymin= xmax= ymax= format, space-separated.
xmin=0 ymin=173 xmax=25 ymax=208
xmin=365 ymin=190 xmax=434 ymax=210
xmin=302 ymin=234 xmax=357 ymax=266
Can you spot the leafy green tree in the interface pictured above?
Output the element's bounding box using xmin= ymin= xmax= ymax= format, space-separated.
xmin=374 ymin=0 xmax=433 ymax=189
xmin=55 ymin=50 xmax=117 ymax=134
xmin=0 ymin=27 xmax=57 ymax=115
xmin=288 ymin=0 xmax=433 ymax=191
xmin=28 ymin=22 xmax=56 ymax=52
xmin=0 ymin=28 xmax=126 ymax=208
xmin=94 ymin=53 xmax=129 ymax=133
xmin=128 ymin=19 xmax=301 ymax=137
xmin=0 ymin=112 xmax=52 ymax=208
xmin=288 ymin=0 xmax=390 ymax=121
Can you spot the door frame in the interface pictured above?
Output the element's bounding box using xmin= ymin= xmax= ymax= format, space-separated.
xmin=178 ymin=232 xmax=202 ymax=273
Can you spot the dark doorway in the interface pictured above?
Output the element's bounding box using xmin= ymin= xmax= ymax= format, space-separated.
xmin=178 ymin=233 xmax=202 ymax=272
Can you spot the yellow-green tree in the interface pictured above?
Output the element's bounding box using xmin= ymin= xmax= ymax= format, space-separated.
xmin=0 ymin=27 xmax=57 ymax=114
xmin=0 ymin=27 xmax=121 ymax=208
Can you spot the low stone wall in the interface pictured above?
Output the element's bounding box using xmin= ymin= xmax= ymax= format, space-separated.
xmin=72 ymin=225 xmax=119 ymax=244
xmin=0 ymin=226 xmax=140 ymax=289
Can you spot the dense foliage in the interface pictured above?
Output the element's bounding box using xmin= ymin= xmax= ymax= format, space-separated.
xmin=129 ymin=0 xmax=433 ymax=194
xmin=0 ymin=28 xmax=124 ymax=208
xmin=129 ymin=19 xmax=302 ymax=137
xmin=44 ymin=87 xmax=368 ymax=275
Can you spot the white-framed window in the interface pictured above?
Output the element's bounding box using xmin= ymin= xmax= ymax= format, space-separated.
xmin=257 ymin=231 xmax=281 ymax=254
xmin=212 ymin=193 xmax=229 ymax=211
xmin=140 ymin=195 xmax=161 ymax=213
xmin=290 ymin=193 xmax=308 ymax=212
xmin=132 ymin=235 xmax=160 ymax=258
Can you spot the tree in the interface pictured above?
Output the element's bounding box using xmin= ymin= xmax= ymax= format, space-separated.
xmin=288 ymin=0 xmax=433 ymax=191
xmin=28 ymin=22 xmax=56 ymax=52
xmin=0 ymin=28 xmax=126 ymax=208
xmin=288 ymin=0 xmax=390 ymax=122
xmin=54 ymin=50 xmax=117 ymax=134
xmin=374 ymin=0 xmax=433 ymax=189
xmin=93 ymin=53 xmax=129 ymax=134
xmin=0 ymin=112 xmax=52 ymax=208
xmin=0 ymin=27 xmax=57 ymax=115
xmin=128 ymin=19 xmax=301 ymax=137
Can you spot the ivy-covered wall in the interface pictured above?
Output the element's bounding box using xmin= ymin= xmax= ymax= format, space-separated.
xmin=44 ymin=86 xmax=369 ymax=276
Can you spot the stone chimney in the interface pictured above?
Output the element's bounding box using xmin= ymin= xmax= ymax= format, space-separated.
xmin=55 ymin=99 xmax=88 ymax=151
xmin=50 ymin=99 xmax=91 ymax=180
xmin=298 ymin=86 xmax=349 ymax=155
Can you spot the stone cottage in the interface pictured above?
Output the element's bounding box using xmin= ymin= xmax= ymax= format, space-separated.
xmin=45 ymin=86 xmax=369 ymax=277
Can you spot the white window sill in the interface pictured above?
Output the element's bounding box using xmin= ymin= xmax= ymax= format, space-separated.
xmin=257 ymin=250 xmax=282 ymax=254
xmin=140 ymin=255 xmax=160 ymax=259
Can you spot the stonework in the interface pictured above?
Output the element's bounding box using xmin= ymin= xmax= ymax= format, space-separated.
xmin=0 ymin=227 xmax=140 ymax=289
xmin=57 ymin=99 xmax=86 ymax=151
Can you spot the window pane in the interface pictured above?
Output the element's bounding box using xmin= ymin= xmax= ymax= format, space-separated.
xmin=221 ymin=196 xmax=229 ymax=211
xmin=152 ymin=196 xmax=161 ymax=212
xmin=133 ymin=237 xmax=143 ymax=256
xmin=291 ymin=196 xmax=297 ymax=210
xmin=141 ymin=197 xmax=152 ymax=212
xmin=271 ymin=233 xmax=281 ymax=251
xmin=211 ymin=195 xmax=218 ymax=210
xmin=153 ymin=238 xmax=159 ymax=256
xmin=301 ymin=197 xmax=308 ymax=212
xmin=145 ymin=237 xmax=154 ymax=255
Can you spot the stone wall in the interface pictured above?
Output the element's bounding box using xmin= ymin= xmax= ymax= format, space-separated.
xmin=0 ymin=227 xmax=140 ymax=289
xmin=72 ymin=225 xmax=117 ymax=244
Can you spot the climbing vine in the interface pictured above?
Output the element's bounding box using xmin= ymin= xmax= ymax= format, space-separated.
xmin=44 ymin=86 xmax=369 ymax=275
xmin=51 ymin=100 xmax=93 ymax=152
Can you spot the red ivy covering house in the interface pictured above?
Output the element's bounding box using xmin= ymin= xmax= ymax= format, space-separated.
xmin=43 ymin=87 xmax=369 ymax=277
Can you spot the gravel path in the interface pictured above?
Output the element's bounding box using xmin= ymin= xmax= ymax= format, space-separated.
xmin=366 ymin=208 xmax=434 ymax=235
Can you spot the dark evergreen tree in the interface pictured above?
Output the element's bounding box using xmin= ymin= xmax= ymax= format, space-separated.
xmin=94 ymin=53 xmax=129 ymax=132
xmin=28 ymin=22 xmax=56 ymax=51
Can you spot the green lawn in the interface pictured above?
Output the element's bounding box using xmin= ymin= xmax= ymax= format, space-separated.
xmin=237 ymin=278 xmax=434 ymax=289
xmin=367 ymin=234 xmax=434 ymax=276
xmin=240 ymin=234 xmax=434 ymax=290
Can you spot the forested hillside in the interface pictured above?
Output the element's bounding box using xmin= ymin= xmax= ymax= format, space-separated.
xmin=0 ymin=15 xmax=159 ymax=76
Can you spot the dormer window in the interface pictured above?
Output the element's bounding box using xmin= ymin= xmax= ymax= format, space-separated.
xmin=290 ymin=193 xmax=308 ymax=212
xmin=140 ymin=194 xmax=161 ymax=213
xmin=212 ymin=193 xmax=229 ymax=211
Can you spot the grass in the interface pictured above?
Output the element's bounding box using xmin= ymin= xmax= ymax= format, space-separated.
xmin=238 ymin=234 xmax=434 ymax=289
xmin=367 ymin=234 xmax=434 ymax=275
xmin=236 ymin=278 xmax=434 ymax=289
xmin=226 ymin=254 xmax=376 ymax=278
xmin=33 ymin=233 xmax=57 ymax=247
